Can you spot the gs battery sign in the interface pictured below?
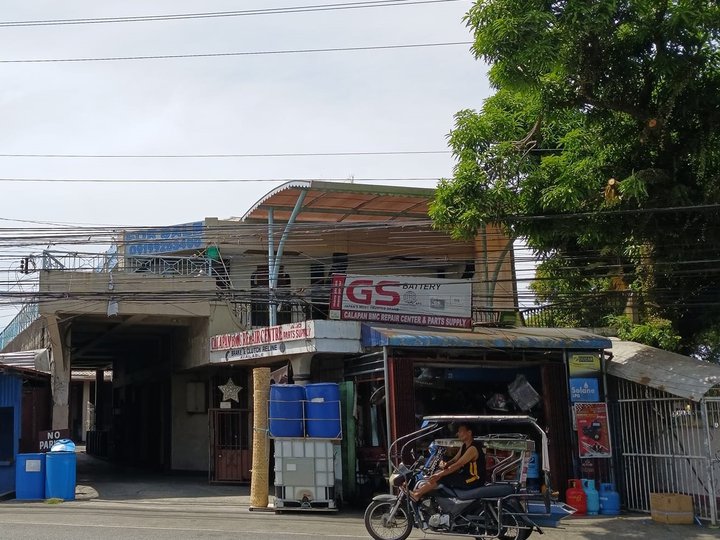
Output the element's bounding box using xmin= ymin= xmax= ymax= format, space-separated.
xmin=329 ymin=274 xmax=472 ymax=328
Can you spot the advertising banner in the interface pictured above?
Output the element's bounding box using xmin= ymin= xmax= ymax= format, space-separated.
xmin=328 ymin=274 xmax=472 ymax=329
xmin=575 ymin=402 xmax=612 ymax=458
xmin=124 ymin=222 xmax=204 ymax=256
xmin=569 ymin=378 xmax=600 ymax=402
xmin=569 ymin=353 xmax=601 ymax=376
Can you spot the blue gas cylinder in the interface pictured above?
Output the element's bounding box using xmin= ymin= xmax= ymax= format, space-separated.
xmin=582 ymin=478 xmax=600 ymax=515
xmin=599 ymin=483 xmax=621 ymax=515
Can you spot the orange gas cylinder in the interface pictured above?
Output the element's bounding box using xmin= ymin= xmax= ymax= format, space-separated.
xmin=566 ymin=479 xmax=587 ymax=515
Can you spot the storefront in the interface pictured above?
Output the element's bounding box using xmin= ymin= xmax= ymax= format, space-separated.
xmin=348 ymin=325 xmax=612 ymax=501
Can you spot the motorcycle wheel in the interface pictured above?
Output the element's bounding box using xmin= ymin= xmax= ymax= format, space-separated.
xmin=474 ymin=506 xmax=531 ymax=540
xmin=497 ymin=510 xmax=531 ymax=540
xmin=364 ymin=499 xmax=414 ymax=540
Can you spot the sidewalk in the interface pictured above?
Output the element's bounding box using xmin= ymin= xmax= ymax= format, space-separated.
xmin=73 ymin=448 xmax=252 ymax=507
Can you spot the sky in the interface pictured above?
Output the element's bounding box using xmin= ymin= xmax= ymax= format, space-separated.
xmin=0 ymin=1 xmax=539 ymax=325
xmin=0 ymin=0 xmax=490 ymax=225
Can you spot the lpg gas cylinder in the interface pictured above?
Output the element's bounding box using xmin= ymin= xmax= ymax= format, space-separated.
xmin=582 ymin=479 xmax=600 ymax=515
xmin=599 ymin=483 xmax=621 ymax=515
xmin=566 ymin=479 xmax=587 ymax=515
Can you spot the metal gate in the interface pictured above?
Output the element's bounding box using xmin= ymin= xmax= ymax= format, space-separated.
xmin=209 ymin=408 xmax=252 ymax=483
xmin=614 ymin=379 xmax=720 ymax=523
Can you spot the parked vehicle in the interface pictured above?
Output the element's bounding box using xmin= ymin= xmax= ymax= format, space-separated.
xmin=363 ymin=415 xmax=575 ymax=540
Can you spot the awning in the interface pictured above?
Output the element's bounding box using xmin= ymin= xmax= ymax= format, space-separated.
xmin=0 ymin=349 xmax=49 ymax=373
xmin=238 ymin=180 xmax=434 ymax=223
xmin=361 ymin=325 xmax=611 ymax=350
xmin=606 ymin=339 xmax=720 ymax=401
xmin=0 ymin=349 xmax=50 ymax=377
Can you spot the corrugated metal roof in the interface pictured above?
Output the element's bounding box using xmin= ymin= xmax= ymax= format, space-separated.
xmin=361 ymin=324 xmax=611 ymax=350
xmin=0 ymin=349 xmax=49 ymax=375
xmin=237 ymin=180 xmax=434 ymax=223
xmin=606 ymin=338 xmax=720 ymax=401
xmin=71 ymin=370 xmax=113 ymax=382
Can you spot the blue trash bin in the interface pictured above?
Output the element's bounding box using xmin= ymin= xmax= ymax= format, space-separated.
xmin=45 ymin=440 xmax=76 ymax=501
xmin=15 ymin=453 xmax=46 ymax=500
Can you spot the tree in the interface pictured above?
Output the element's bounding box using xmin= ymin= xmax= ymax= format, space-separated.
xmin=430 ymin=0 xmax=720 ymax=354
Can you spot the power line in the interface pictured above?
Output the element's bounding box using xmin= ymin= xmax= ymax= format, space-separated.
xmin=0 ymin=177 xmax=441 ymax=183
xmin=0 ymin=0 xmax=465 ymax=28
xmin=0 ymin=150 xmax=450 ymax=159
xmin=0 ymin=41 xmax=473 ymax=64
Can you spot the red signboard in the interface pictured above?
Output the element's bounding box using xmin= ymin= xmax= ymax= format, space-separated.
xmin=575 ymin=403 xmax=612 ymax=458
xmin=329 ymin=274 xmax=472 ymax=329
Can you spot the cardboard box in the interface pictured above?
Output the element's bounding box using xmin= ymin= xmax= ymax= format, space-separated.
xmin=649 ymin=493 xmax=694 ymax=524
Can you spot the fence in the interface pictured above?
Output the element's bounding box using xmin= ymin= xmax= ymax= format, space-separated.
xmin=521 ymin=292 xmax=629 ymax=328
xmin=612 ymin=378 xmax=720 ymax=524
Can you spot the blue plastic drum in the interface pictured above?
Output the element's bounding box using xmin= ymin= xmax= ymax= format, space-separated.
xmin=304 ymin=383 xmax=342 ymax=439
xmin=15 ymin=453 xmax=45 ymax=500
xmin=45 ymin=451 xmax=76 ymax=501
xmin=269 ymin=385 xmax=305 ymax=438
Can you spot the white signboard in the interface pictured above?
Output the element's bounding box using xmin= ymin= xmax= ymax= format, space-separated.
xmin=211 ymin=322 xmax=314 ymax=351
xmin=210 ymin=322 xmax=315 ymax=363
xmin=329 ymin=274 xmax=472 ymax=328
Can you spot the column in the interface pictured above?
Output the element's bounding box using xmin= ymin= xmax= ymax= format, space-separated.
xmin=46 ymin=315 xmax=71 ymax=431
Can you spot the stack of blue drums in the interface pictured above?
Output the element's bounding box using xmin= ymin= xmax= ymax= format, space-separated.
xmin=268 ymin=383 xmax=342 ymax=439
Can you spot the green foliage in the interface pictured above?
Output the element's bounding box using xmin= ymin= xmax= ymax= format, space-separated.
xmin=608 ymin=315 xmax=682 ymax=352
xmin=431 ymin=0 xmax=720 ymax=350
xmin=692 ymin=327 xmax=720 ymax=364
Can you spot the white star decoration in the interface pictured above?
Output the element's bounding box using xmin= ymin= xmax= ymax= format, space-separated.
xmin=218 ymin=377 xmax=242 ymax=403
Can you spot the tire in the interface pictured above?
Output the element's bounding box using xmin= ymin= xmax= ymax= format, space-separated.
xmin=498 ymin=505 xmax=531 ymax=540
xmin=364 ymin=499 xmax=414 ymax=540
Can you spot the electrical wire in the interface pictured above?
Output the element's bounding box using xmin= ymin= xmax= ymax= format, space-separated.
xmin=0 ymin=41 xmax=473 ymax=64
xmin=0 ymin=150 xmax=451 ymax=159
xmin=0 ymin=0 xmax=466 ymax=28
xmin=0 ymin=177 xmax=441 ymax=183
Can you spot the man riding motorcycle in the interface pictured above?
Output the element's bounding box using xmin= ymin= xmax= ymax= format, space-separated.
xmin=410 ymin=422 xmax=486 ymax=501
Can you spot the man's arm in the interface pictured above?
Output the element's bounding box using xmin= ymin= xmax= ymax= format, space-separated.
xmin=433 ymin=446 xmax=479 ymax=480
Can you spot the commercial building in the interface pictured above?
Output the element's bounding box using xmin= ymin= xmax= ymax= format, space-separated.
xmin=1 ymin=180 xmax=610 ymax=502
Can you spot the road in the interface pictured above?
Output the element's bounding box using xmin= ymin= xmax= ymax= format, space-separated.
xmin=0 ymin=501 xmax=718 ymax=540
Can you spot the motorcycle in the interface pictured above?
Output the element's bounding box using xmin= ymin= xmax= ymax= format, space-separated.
xmin=363 ymin=415 xmax=575 ymax=540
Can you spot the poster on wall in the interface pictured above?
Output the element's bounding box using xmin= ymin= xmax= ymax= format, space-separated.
xmin=569 ymin=353 xmax=601 ymax=376
xmin=569 ymin=378 xmax=600 ymax=402
xmin=575 ymin=402 xmax=612 ymax=458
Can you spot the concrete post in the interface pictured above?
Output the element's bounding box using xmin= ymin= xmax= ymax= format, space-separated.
xmin=95 ymin=370 xmax=104 ymax=431
xmin=289 ymin=353 xmax=313 ymax=386
xmin=81 ymin=381 xmax=90 ymax=442
xmin=46 ymin=315 xmax=71 ymax=431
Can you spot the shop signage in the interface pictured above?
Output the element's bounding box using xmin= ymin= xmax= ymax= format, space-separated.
xmin=211 ymin=322 xmax=314 ymax=351
xmin=210 ymin=322 xmax=315 ymax=363
xmin=328 ymin=274 xmax=472 ymax=329
xmin=575 ymin=403 xmax=612 ymax=458
xmin=569 ymin=353 xmax=601 ymax=376
xmin=124 ymin=222 xmax=204 ymax=256
xmin=569 ymin=378 xmax=600 ymax=402
xmin=38 ymin=429 xmax=69 ymax=452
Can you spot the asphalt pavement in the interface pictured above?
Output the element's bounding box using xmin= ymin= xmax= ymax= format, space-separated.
xmin=0 ymin=449 xmax=717 ymax=539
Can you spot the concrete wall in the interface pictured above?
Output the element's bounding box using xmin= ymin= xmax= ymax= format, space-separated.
xmin=0 ymin=319 xmax=46 ymax=354
xmin=39 ymin=271 xmax=217 ymax=318
xmin=170 ymin=373 xmax=208 ymax=471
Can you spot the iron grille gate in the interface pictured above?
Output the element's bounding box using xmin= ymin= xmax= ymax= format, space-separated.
xmin=614 ymin=379 xmax=720 ymax=524
xmin=209 ymin=408 xmax=252 ymax=483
